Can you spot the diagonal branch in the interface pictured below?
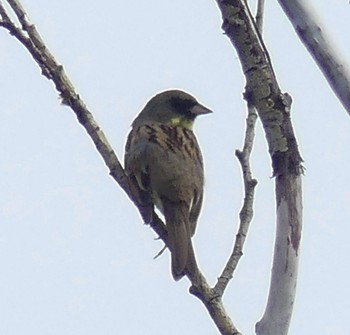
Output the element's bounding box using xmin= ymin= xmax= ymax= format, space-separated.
xmin=0 ymin=2 xmax=11 ymax=23
xmin=1 ymin=1 xmax=129 ymax=196
xmin=277 ymin=0 xmax=350 ymax=116
xmin=0 ymin=0 xmax=166 ymax=258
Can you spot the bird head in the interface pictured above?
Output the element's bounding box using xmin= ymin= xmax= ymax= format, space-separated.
xmin=132 ymin=90 xmax=213 ymax=130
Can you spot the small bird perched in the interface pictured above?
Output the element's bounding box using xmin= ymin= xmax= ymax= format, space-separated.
xmin=124 ymin=90 xmax=212 ymax=280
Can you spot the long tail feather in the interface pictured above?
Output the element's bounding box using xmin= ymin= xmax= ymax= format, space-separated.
xmin=163 ymin=201 xmax=190 ymax=280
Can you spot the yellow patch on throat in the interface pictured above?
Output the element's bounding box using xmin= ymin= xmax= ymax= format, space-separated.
xmin=170 ymin=116 xmax=194 ymax=130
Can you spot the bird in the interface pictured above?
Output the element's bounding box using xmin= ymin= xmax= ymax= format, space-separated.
xmin=124 ymin=89 xmax=212 ymax=280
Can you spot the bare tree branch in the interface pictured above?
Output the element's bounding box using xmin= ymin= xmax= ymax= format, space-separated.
xmin=256 ymin=175 xmax=302 ymax=334
xmin=190 ymin=273 xmax=241 ymax=335
xmin=278 ymin=0 xmax=350 ymax=116
xmin=212 ymin=0 xmax=266 ymax=292
xmin=0 ymin=0 xmax=169 ymax=265
xmin=256 ymin=0 xmax=265 ymax=33
xmin=1 ymin=1 xmax=129 ymax=194
xmin=214 ymin=106 xmax=258 ymax=295
xmin=0 ymin=2 xmax=11 ymax=23
xmin=215 ymin=1 xmax=303 ymax=334
xmin=211 ymin=0 xmax=265 ymax=294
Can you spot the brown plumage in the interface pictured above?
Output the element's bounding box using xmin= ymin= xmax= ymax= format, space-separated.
xmin=124 ymin=90 xmax=211 ymax=280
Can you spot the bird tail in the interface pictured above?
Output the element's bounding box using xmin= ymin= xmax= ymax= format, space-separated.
xmin=163 ymin=201 xmax=191 ymax=281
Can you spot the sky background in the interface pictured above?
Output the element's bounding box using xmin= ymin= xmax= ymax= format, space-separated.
xmin=1 ymin=1 xmax=350 ymax=334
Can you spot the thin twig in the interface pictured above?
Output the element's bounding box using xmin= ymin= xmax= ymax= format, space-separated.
xmin=256 ymin=0 xmax=265 ymax=33
xmin=214 ymin=104 xmax=258 ymax=295
xmin=0 ymin=2 xmax=11 ymax=24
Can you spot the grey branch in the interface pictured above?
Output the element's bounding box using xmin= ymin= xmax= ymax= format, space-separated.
xmin=216 ymin=1 xmax=303 ymax=334
xmin=214 ymin=105 xmax=258 ymax=295
xmin=211 ymin=0 xmax=264 ymax=294
xmin=256 ymin=175 xmax=302 ymax=335
xmin=256 ymin=0 xmax=265 ymax=33
xmin=278 ymin=0 xmax=350 ymax=116
xmin=0 ymin=0 xmax=167 ymax=263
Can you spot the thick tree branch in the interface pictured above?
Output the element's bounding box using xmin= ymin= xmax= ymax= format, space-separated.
xmin=215 ymin=1 xmax=303 ymax=334
xmin=277 ymin=0 xmax=350 ymax=117
xmin=255 ymin=175 xmax=302 ymax=334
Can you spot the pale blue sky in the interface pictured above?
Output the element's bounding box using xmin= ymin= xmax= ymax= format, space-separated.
xmin=1 ymin=1 xmax=350 ymax=334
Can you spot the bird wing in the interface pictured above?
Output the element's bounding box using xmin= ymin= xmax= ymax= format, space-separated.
xmin=124 ymin=126 xmax=155 ymax=223
xmin=189 ymin=188 xmax=203 ymax=237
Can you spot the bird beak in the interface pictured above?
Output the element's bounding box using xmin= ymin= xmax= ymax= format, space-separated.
xmin=191 ymin=103 xmax=213 ymax=116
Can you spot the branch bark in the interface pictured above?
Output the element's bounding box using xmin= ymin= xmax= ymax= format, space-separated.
xmin=256 ymin=175 xmax=302 ymax=334
xmin=0 ymin=0 xmax=171 ymax=252
xmin=192 ymin=104 xmax=258 ymax=335
xmin=214 ymin=106 xmax=257 ymax=295
xmin=277 ymin=0 xmax=350 ymax=116
xmin=215 ymin=1 xmax=303 ymax=334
